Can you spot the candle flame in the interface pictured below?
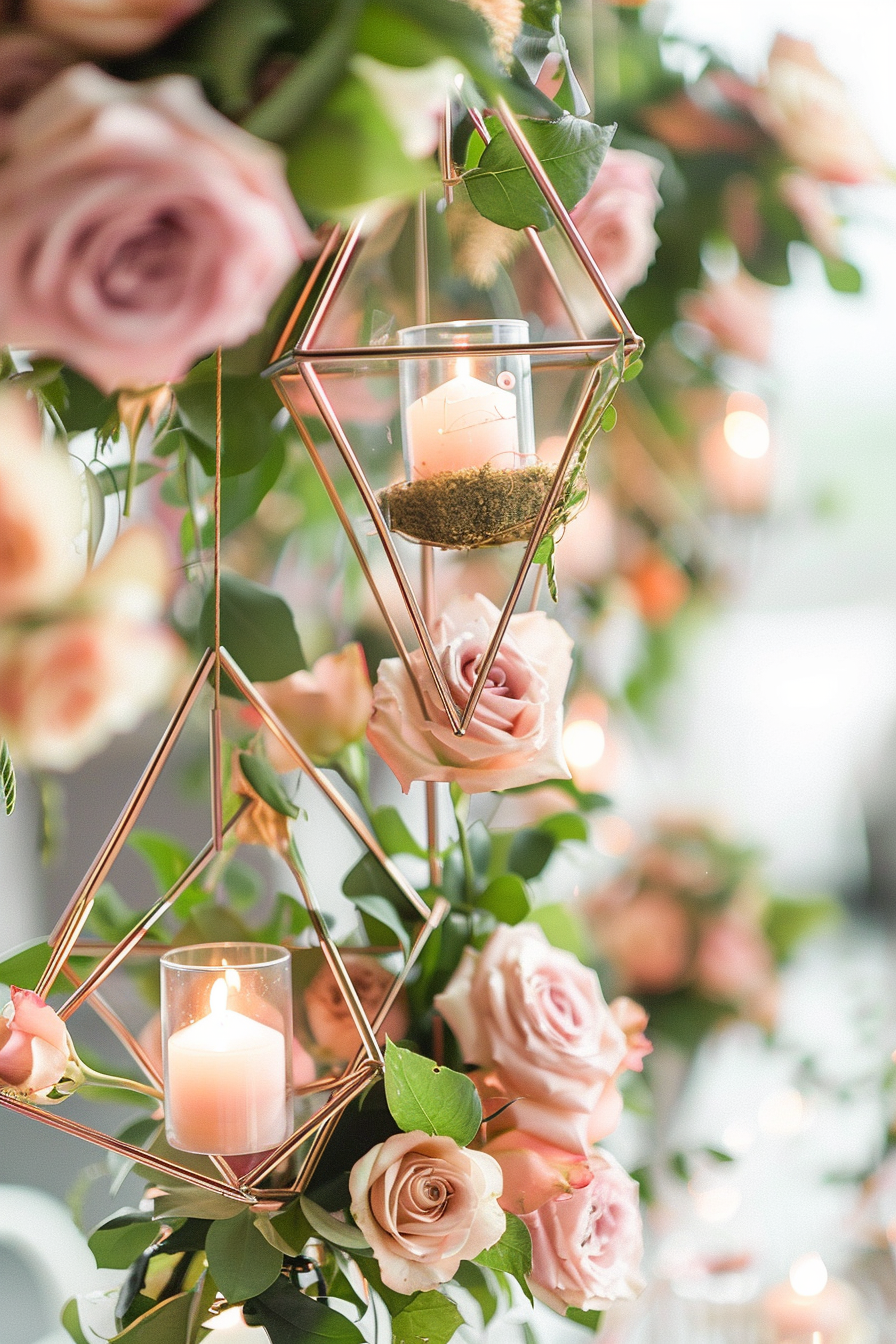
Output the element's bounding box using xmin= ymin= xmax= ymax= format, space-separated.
xmin=789 ymin=1253 xmax=827 ymax=1297
xmin=224 ymin=968 xmax=241 ymax=991
xmin=209 ymin=977 xmax=228 ymax=1018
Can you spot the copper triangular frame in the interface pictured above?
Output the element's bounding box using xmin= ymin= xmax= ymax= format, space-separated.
xmin=0 ymin=647 xmax=447 ymax=1204
xmin=264 ymin=98 xmax=643 ymax=736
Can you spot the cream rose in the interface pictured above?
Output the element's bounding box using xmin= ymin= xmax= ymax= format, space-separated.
xmin=256 ymin=643 xmax=373 ymax=768
xmin=434 ymin=924 xmax=632 ymax=1151
xmin=304 ymin=954 xmax=409 ymax=1063
xmin=0 ymin=64 xmax=314 ymax=393
xmin=758 ymin=34 xmax=887 ymax=184
xmin=26 ymin=0 xmax=212 ymax=56
xmin=0 ymin=390 xmax=84 ymax=619
xmin=0 ymin=987 xmax=72 ymax=1099
xmin=485 ymin=1131 xmax=644 ymax=1312
xmin=349 ymin=1130 xmax=505 ymax=1294
xmin=367 ymin=593 xmax=572 ymax=795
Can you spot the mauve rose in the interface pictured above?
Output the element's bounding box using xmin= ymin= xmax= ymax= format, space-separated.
xmin=0 ymin=64 xmax=314 ymax=393
xmin=349 ymin=1129 xmax=505 ymax=1294
xmin=591 ymin=888 xmax=692 ymax=994
xmin=0 ymin=30 xmax=73 ymax=153
xmin=485 ymin=1131 xmax=644 ymax=1312
xmin=26 ymin=0 xmax=212 ymax=56
xmin=255 ymin=644 xmax=373 ymax=769
xmin=0 ymin=390 xmax=83 ymax=619
xmin=435 ymin=923 xmax=630 ymax=1151
xmin=304 ymin=955 xmax=409 ymax=1063
xmin=757 ymin=34 xmax=887 ymax=184
xmin=680 ymin=271 xmax=773 ymax=366
xmin=0 ymin=987 xmax=71 ymax=1098
xmin=368 ymin=593 xmax=572 ymax=795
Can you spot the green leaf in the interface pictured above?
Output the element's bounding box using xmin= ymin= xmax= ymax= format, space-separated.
xmin=507 ymin=828 xmax=555 ymax=879
xmin=533 ymin=533 xmax=554 ymax=566
xmin=0 ymin=937 xmax=58 ymax=992
xmin=342 ymin=852 xmax=411 ymax=912
xmin=623 ymin=358 xmax=643 ymax=382
xmin=599 ymin=404 xmax=617 ymax=432
xmin=391 ymin=1290 xmax=464 ymax=1344
xmin=244 ymin=1278 xmax=364 ymax=1343
xmin=464 ymin=114 xmax=615 ymax=231
xmin=61 ymin=1298 xmax=91 ymax=1344
xmin=522 ymin=0 xmax=560 ymax=29
xmin=109 ymin=1291 xmax=194 ymax=1342
xmin=92 ymin=462 xmax=162 ymax=496
xmin=477 ymin=874 xmax=531 ymax=925
xmin=353 ymin=894 xmax=411 ymax=954
xmin=258 ymin=891 xmax=313 ymax=943
xmin=199 ymin=571 xmax=306 ymax=686
xmin=175 ymin=374 xmax=280 ymax=478
xmin=538 ymin=811 xmax=589 ymax=843
xmin=371 ymin=805 xmax=427 ymax=858
xmin=219 ymin=439 xmax=286 ymax=540
xmin=88 ymin=1211 xmax=158 ymax=1270
xmin=127 ymin=829 xmax=193 ymax=895
xmin=60 ymin=369 xmax=117 ymax=434
xmin=269 ymin=1198 xmax=313 ymax=1256
xmin=475 ymin=1212 xmax=532 ymax=1304
xmin=822 ymin=255 xmax=862 ymax=293
xmin=238 ymin=751 xmax=300 ymax=819
xmin=528 ymin=903 xmax=591 ymax=961
xmin=206 ymin=1208 xmax=283 ymax=1303
xmin=299 ymin=1196 xmax=371 ymax=1251
xmin=452 ymin=1261 xmax=497 ymax=1324
xmin=764 ymin=895 xmax=839 ymax=963
xmin=108 ymin=1117 xmax=162 ymax=1196
xmin=151 ymin=1185 xmax=247 ymax=1222
xmin=1 ymin=739 xmax=16 ymax=816
xmin=192 ymin=0 xmax=290 ymax=114
xmin=566 ymin=1306 xmax=603 ymax=1329
xmin=254 ymin=1212 xmax=301 ymax=1256
xmin=384 ymin=1039 xmax=482 ymax=1146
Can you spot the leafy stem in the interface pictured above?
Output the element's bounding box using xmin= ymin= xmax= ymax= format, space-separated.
xmin=450 ymin=786 xmax=477 ymax=903
xmin=79 ymin=1061 xmax=163 ymax=1102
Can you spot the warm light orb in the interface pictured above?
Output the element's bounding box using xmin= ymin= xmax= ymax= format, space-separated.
xmin=789 ymin=1253 xmax=828 ymax=1298
xmin=723 ymin=409 xmax=769 ymax=459
xmin=563 ymin=718 xmax=606 ymax=770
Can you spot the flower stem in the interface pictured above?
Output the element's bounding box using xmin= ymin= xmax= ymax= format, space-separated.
xmin=451 ymin=792 xmax=477 ymax=903
xmin=80 ymin=1063 xmax=163 ymax=1102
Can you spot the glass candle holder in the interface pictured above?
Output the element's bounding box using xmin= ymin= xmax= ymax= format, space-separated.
xmin=161 ymin=943 xmax=293 ymax=1156
xmin=398 ymin=319 xmax=535 ymax=480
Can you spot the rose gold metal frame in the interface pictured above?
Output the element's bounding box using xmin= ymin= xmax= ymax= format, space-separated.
xmin=264 ymin=99 xmax=642 ymax=745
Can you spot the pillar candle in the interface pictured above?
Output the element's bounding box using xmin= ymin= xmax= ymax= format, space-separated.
xmin=406 ymin=372 xmax=520 ymax=479
xmin=762 ymin=1256 xmax=863 ymax=1343
xmin=165 ymin=977 xmax=288 ymax=1155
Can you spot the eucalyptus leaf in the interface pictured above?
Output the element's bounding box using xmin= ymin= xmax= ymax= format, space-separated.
xmin=244 ymin=1278 xmax=364 ymax=1343
xmin=238 ymin=751 xmax=300 ymax=819
xmin=384 ymin=1040 xmax=482 ymax=1146
xmin=464 ymin=115 xmax=615 ymax=231
xmin=391 ymin=1290 xmax=464 ymax=1344
xmin=206 ymin=1208 xmax=283 ymax=1303
xmin=475 ymin=1212 xmax=533 ymax=1304
xmin=299 ymin=1196 xmax=372 ymax=1251
xmin=199 ymin=572 xmax=306 ymax=687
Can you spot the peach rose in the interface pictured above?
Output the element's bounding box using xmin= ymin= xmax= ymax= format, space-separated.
xmin=368 ymin=593 xmax=572 ymax=795
xmin=0 ymin=391 xmax=83 ymax=619
xmin=680 ymin=271 xmax=773 ymax=366
xmin=349 ymin=1129 xmax=505 ymax=1294
xmin=26 ymin=0 xmax=212 ymax=56
xmin=435 ymin=924 xmax=631 ymax=1151
xmin=485 ymin=1131 xmax=644 ymax=1312
xmin=692 ymin=913 xmax=774 ymax=1007
xmin=0 ymin=613 xmax=182 ymax=770
xmin=625 ymin=550 xmax=689 ymax=627
xmin=591 ymin=888 xmax=692 ymax=994
xmin=304 ymin=955 xmax=409 ymax=1063
xmin=758 ymin=35 xmax=887 ymax=184
xmin=0 ymin=987 xmax=71 ymax=1098
xmin=0 ymin=64 xmax=314 ymax=393
xmin=0 ymin=30 xmax=73 ymax=153
xmin=255 ymin=644 xmax=373 ymax=768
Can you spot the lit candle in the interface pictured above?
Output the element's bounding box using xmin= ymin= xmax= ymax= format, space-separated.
xmin=762 ymin=1255 xmax=863 ymax=1343
xmin=165 ymin=974 xmax=288 ymax=1155
xmin=406 ymin=359 xmax=521 ymax=479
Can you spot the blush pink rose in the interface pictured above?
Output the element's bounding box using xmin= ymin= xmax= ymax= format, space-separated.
xmin=349 ymin=1129 xmax=505 ymax=1294
xmin=570 ymin=148 xmax=661 ymax=300
xmin=0 ymin=987 xmax=71 ymax=1098
xmin=778 ymin=172 xmax=843 ymax=258
xmin=0 ymin=613 xmax=182 ymax=771
xmin=254 ymin=643 xmax=373 ymax=768
xmin=591 ymin=888 xmax=693 ymax=994
xmin=757 ymin=34 xmax=888 ymax=184
xmin=692 ymin=913 xmax=774 ymax=1007
xmin=485 ymin=1131 xmax=644 ymax=1312
xmin=304 ymin=955 xmax=409 ymax=1063
xmin=435 ymin=923 xmax=631 ymax=1151
xmin=0 ymin=29 xmax=73 ymax=153
xmin=26 ymin=0 xmax=211 ymax=55
xmin=368 ymin=593 xmax=572 ymax=795
xmin=680 ymin=271 xmax=773 ymax=366
xmin=0 ymin=390 xmax=84 ymax=619
xmin=0 ymin=64 xmax=314 ymax=393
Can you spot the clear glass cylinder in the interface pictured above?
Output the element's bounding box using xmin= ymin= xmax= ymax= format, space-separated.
xmin=161 ymin=943 xmax=293 ymax=1156
xmin=397 ymin=319 xmax=535 ymax=481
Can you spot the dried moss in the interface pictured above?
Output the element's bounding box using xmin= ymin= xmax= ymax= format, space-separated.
xmin=379 ymin=462 xmax=558 ymax=550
